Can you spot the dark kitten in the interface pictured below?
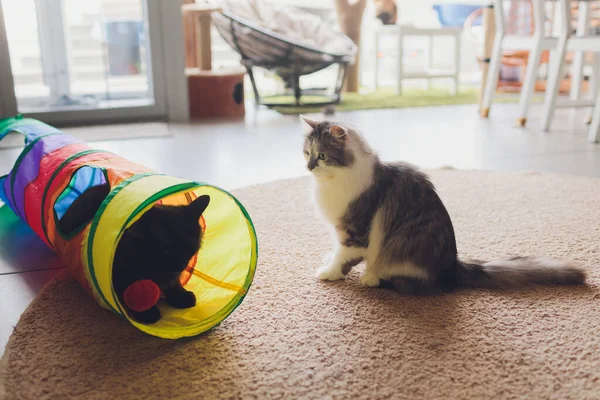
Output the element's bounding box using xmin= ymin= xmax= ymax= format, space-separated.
xmin=58 ymin=184 xmax=209 ymax=324
xmin=112 ymin=195 xmax=209 ymax=324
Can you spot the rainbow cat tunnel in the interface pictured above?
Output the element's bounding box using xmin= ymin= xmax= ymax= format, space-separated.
xmin=0 ymin=116 xmax=257 ymax=339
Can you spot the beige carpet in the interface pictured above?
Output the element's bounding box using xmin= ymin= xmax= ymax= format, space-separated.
xmin=1 ymin=170 xmax=600 ymax=400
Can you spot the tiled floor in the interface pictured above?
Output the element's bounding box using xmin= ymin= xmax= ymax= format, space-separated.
xmin=0 ymin=102 xmax=599 ymax=355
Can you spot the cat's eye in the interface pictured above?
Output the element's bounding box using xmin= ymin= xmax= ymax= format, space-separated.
xmin=318 ymin=153 xmax=327 ymax=160
xmin=304 ymin=150 xmax=309 ymax=156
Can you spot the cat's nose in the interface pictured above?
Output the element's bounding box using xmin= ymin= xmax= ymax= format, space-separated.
xmin=307 ymin=159 xmax=318 ymax=171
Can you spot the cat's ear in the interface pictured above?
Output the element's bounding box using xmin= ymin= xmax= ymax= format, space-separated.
xmin=330 ymin=124 xmax=347 ymax=141
xmin=188 ymin=195 xmax=210 ymax=217
xmin=300 ymin=114 xmax=318 ymax=131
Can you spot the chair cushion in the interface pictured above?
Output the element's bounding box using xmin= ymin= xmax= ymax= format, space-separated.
xmin=221 ymin=0 xmax=355 ymax=56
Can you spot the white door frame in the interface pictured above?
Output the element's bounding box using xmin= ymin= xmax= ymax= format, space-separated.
xmin=0 ymin=0 xmax=188 ymax=125
xmin=0 ymin=2 xmax=18 ymax=119
xmin=36 ymin=0 xmax=70 ymax=107
xmin=158 ymin=0 xmax=189 ymax=123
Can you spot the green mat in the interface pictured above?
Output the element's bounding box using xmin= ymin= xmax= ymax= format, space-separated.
xmin=268 ymin=88 xmax=537 ymax=115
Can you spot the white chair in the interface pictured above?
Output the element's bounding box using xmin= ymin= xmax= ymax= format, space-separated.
xmin=372 ymin=16 xmax=462 ymax=95
xmin=481 ymin=0 xmax=563 ymax=126
xmin=588 ymin=67 xmax=600 ymax=142
xmin=540 ymin=0 xmax=600 ymax=142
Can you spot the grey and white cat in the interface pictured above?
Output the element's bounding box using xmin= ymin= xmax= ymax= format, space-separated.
xmin=301 ymin=116 xmax=586 ymax=293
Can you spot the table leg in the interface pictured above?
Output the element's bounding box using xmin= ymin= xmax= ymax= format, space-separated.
xmin=479 ymin=2 xmax=495 ymax=111
xmin=195 ymin=15 xmax=213 ymax=71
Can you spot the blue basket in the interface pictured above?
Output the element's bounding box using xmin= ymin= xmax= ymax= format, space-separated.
xmin=433 ymin=4 xmax=481 ymax=27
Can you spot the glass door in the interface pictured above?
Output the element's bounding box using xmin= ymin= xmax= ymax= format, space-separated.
xmin=0 ymin=0 xmax=172 ymax=124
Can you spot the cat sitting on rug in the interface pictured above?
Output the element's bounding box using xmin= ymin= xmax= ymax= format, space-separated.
xmin=300 ymin=116 xmax=586 ymax=294
xmin=59 ymin=184 xmax=209 ymax=323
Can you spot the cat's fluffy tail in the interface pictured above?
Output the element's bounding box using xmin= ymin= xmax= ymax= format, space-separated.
xmin=455 ymin=256 xmax=586 ymax=288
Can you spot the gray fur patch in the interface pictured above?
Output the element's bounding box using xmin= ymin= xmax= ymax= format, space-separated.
xmin=456 ymin=257 xmax=586 ymax=288
xmin=339 ymin=162 xmax=457 ymax=287
xmin=303 ymin=121 xmax=354 ymax=168
xmin=342 ymin=257 xmax=364 ymax=275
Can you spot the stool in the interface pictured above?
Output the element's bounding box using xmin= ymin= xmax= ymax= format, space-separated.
xmin=182 ymin=3 xmax=246 ymax=119
xmin=186 ymin=67 xmax=246 ymax=118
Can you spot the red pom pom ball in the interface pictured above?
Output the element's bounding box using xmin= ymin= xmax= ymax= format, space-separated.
xmin=123 ymin=280 xmax=161 ymax=312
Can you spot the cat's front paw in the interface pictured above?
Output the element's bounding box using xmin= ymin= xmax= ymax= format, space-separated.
xmin=167 ymin=289 xmax=196 ymax=309
xmin=359 ymin=272 xmax=381 ymax=287
xmin=315 ymin=265 xmax=345 ymax=281
xmin=132 ymin=306 xmax=161 ymax=324
xmin=321 ymin=252 xmax=333 ymax=265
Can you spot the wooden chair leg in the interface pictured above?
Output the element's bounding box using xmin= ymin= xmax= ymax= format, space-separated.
xmin=517 ymin=0 xmax=546 ymax=127
xmin=541 ymin=0 xmax=571 ymax=132
xmin=374 ymin=31 xmax=380 ymax=90
xmin=397 ymin=31 xmax=404 ymax=95
xmin=586 ymin=53 xmax=600 ymax=124
xmin=587 ymin=91 xmax=600 ymax=142
xmin=481 ymin=0 xmax=505 ymax=118
xmin=426 ymin=35 xmax=433 ymax=90
xmin=453 ymin=32 xmax=460 ymax=96
xmin=570 ymin=1 xmax=589 ymax=101
xmin=517 ymin=38 xmax=543 ymax=127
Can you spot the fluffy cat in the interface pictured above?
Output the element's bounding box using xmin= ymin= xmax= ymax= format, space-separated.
xmin=58 ymin=183 xmax=209 ymax=323
xmin=301 ymin=116 xmax=586 ymax=294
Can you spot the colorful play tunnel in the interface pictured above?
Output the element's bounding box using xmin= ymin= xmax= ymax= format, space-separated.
xmin=0 ymin=116 xmax=258 ymax=339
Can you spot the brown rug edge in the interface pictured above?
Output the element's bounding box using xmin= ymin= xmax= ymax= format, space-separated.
xmin=0 ymin=270 xmax=76 ymax=400
xmin=0 ymin=355 xmax=5 ymax=400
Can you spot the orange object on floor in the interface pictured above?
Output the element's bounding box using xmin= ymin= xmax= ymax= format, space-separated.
xmin=187 ymin=67 xmax=246 ymax=119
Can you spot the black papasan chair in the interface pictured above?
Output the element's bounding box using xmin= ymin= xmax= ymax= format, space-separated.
xmin=212 ymin=1 xmax=357 ymax=107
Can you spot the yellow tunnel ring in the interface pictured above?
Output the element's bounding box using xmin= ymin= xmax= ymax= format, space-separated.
xmin=86 ymin=174 xmax=258 ymax=339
